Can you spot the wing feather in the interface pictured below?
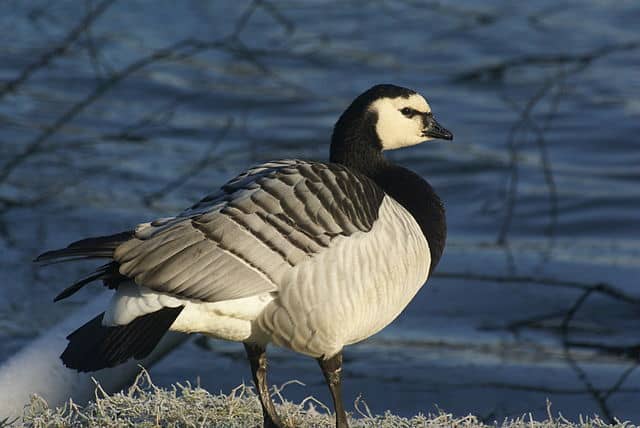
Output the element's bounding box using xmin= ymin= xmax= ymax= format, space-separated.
xmin=112 ymin=160 xmax=386 ymax=302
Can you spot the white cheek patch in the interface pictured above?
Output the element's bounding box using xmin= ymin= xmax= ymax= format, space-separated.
xmin=370 ymin=94 xmax=432 ymax=150
xmin=375 ymin=109 xmax=422 ymax=150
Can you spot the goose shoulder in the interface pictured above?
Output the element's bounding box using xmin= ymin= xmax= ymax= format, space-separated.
xmin=113 ymin=159 xmax=387 ymax=303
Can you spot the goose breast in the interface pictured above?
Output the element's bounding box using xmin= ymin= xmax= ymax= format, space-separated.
xmin=258 ymin=196 xmax=430 ymax=358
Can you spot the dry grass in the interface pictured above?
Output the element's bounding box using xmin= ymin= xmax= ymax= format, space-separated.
xmin=13 ymin=369 xmax=635 ymax=428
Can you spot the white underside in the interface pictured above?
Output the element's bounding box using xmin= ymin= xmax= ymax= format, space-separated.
xmin=104 ymin=283 xmax=274 ymax=342
xmin=104 ymin=197 xmax=431 ymax=357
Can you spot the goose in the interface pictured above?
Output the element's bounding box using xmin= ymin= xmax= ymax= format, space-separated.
xmin=36 ymin=84 xmax=452 ymax=428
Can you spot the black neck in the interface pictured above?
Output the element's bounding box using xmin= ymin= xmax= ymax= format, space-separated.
xmin=330 ymin=109 xmax=387 ymax=176
xmin=330 ymin=118 xmax=447 ymax=272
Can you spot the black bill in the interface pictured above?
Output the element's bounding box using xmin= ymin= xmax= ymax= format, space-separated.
xmin=422 ymin=116 xmax=453 ymax=141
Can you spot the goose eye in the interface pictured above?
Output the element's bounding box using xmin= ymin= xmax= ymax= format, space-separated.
xmin=400 ymin=107 xmax=413 ymax=117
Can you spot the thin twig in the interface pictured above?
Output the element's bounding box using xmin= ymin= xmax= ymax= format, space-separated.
xmin=434 ymin=271 xmax=640 ymax=305
xmin=566 ymin=341 xmax=640 ymax=360
xmin=0 ymin=38 xmax=229 ymax=184
xmin=454 ymin=41 xmax=640 ymax=82
xmin=602 ymin=363 xmax=640 ymax=401
xmin=496 ymin=68 xmax=568 ymax=245
xmin=560 ymin=288 xmax=615 ymax=423
xmin=83 ymin=0 xmax=114 ymax=79
xmin=143 ymin=118 xmax=234 ymax=206
xmin=0 ymin=0 xmax=117 ymax=98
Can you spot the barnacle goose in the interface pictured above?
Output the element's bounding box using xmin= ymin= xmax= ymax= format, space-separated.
xmin=36 ymin=84 xmax=452 ymax=428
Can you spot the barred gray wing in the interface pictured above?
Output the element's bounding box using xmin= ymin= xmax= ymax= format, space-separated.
xmin=114 ymin=160 xmax=385 ymax=302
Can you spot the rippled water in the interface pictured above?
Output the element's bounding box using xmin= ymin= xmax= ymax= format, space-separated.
xmin=1 ymin=0 xmax=639 ymax=422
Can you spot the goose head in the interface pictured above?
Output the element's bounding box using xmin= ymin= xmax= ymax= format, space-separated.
xmin=369 ymin=87 xmax=453 ymax=149
xmin=331 ymin=84 xmax=452 ymax=169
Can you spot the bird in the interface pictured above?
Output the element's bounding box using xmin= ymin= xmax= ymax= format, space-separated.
xmin=36 ymin=84 xmax=452 ymax=428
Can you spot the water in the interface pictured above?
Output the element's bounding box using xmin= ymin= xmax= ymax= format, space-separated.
xmin=1 ymin=0 xmax=639 ymax=422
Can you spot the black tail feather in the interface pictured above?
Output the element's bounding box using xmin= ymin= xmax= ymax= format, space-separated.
xmin=35 ymin=231 xmax=134 ymax=264
xmin=36 ymin=231 xmax=134 ymax=300
xmin=53 ymin=261 xmax=126 ymax=302
xmin=61 ymin=306 xmax=184 ymax=372
xmin=54 ymin=263 xmax=112 ymax=302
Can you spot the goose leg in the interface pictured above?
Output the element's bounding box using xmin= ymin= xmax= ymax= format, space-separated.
xmin=244 ymin=343 xmax=284 ymax=428
xmin=318 ymin=351 xmax=349 ymax=428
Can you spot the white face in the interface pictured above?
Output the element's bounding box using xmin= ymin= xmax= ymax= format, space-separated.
xmin=369 ymin=94 xmax=432 ymax=150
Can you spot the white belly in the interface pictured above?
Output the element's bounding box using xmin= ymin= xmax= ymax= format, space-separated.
xmin=104 ymin=282 xmax=273 ymax=342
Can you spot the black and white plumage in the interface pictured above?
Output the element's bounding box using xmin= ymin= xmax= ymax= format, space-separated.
xmin=37 ymin=84 xmax=452 ymax=428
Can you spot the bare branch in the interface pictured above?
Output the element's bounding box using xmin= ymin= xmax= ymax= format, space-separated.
xmin=603 ymin=363 xmax=639 ymax=401
xmin=528 ymin=4 xmax=570 ymax=30
xmin=566 ymin=341 xmax=640 ymax=361
xmin=497 ymin=89 xmax=560 ymax=248
xmin=229 ymin=0 xmax=261 ymax=40
xmin=0 ymin=38 xmax=229 ymax=185
xmin=143 ymin=118 xmax=234 ymax=207
xmin=434 ymin=271 xmax=640 ymax=305
xmin=454 ymin=41 xmax=640 ymax=82
xmin=0 ymin=0 xmax=117 ymax=99
xmin=560 ymin=288 xmax=614 ymax=423
xmin=558 ymin=286 xmax=640 ymax=423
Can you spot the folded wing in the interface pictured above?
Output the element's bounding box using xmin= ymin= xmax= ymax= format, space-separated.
xmin=113 ymin=160 xmax=386 ymax=302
